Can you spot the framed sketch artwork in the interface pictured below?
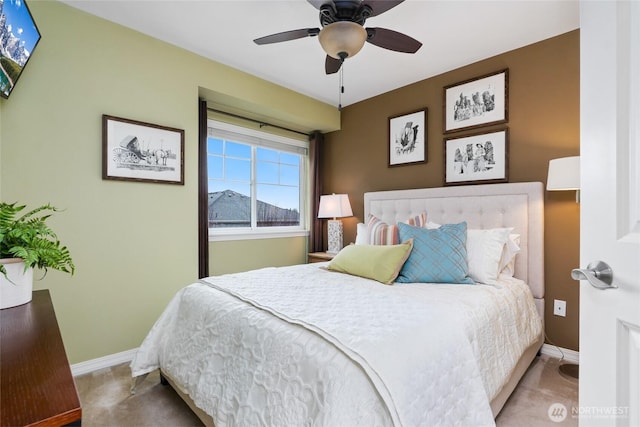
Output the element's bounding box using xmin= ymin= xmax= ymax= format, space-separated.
xmin=443 ymin=69 xmax=508 ymax=133
xmin=388 ymin=108 xmax=427 ymax=167
xmin=444 ymin=128 xmax=509 ymax=185
xmin=102 ymin=115 xmax=185 ymax=185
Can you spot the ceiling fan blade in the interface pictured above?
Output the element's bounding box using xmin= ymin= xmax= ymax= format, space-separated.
xmin=365 ymin=27 xmax=422 ymax=53
xmin=254 ymin=28 xmax=320 ymax=45
xmin=325 ymin=55 xmax=342 ymax=74
xmin=362 ymin=0 xmax=404 ymax=17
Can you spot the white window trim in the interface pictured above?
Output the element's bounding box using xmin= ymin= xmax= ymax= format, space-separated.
xmin=209 ymin=228 xmax=309 ymax=242
xmin=207 ymin=120 xmax=310 ymax=242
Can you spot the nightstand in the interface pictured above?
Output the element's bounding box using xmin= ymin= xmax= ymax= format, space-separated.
xmin=307 ymin=252 xmax=335 ymax=263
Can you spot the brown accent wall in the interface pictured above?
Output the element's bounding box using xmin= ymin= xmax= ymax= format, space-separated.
xmin=322 ymin=30 xmax=580 ymax=351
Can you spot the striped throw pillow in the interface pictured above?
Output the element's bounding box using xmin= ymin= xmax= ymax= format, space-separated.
xmin=406 ymin=212 xmax=428 ymax=227
xmin=365 ymin=212 xmax=427 ymax=245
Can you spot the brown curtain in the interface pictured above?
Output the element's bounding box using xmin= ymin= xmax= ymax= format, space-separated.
xmin=308 ymin=131 xmax=324 ymax=253
xmin=198 ymin=98 xmax=209 ymax=278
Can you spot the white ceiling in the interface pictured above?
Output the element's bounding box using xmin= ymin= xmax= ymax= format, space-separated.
xmin=60 ymin=0 xmax=580 ymax=108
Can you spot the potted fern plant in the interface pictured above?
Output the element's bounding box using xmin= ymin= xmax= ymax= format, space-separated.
xmin=0 ymin=202 xmax=75 ymax=309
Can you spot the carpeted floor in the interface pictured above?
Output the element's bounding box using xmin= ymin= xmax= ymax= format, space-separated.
xmin=74 ymin=354 xmax=578 ymax=426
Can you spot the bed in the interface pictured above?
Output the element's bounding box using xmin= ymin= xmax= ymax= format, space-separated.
xmin=130 ymin=181 xmax=545 ymax=427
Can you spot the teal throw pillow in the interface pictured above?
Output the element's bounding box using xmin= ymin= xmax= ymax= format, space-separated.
xmin=396 ymin=221 xmax=474 ymax=284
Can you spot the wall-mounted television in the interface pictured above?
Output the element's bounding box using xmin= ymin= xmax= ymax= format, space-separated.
xmin=0 ymin=0 xmax=40 ymax=99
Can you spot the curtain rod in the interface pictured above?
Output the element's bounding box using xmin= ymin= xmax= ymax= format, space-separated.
xmin=207 ymin=107 xmax=309 ymax=137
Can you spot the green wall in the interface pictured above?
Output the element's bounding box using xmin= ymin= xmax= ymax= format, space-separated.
xmin=210 ymin=237 xmax=308 ymax=275
xmin=0 ymin=1 xmax=338 ymax=364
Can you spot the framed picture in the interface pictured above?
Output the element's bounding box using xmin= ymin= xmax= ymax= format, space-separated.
xmin=102 ymin=115 xmax=184 ymax=185
xmin=444 ymin=128 xmax=509 ymax=186
xmin=443 ymin=69 xmax=508 ymax=134
xmin=388 ymin=108 xmax=427 ymax=167
xmin=0 ymin=0 xmax=41 ymax=99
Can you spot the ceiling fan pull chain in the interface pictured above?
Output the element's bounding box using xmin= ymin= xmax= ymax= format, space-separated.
xmin=338 ymin=62 xmax=344 ymax=111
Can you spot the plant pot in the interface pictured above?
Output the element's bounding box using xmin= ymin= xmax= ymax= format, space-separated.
xmin=0 ymin=258 xmax=34 ymax=309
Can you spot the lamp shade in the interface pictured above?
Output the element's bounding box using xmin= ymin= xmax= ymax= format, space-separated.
xmin=318 ymin=194 xmax=353 ymax=219
xmin=547 ymin=156 xmax=580 ymax=190
xmin=318 ymin=22 xmax=367 ymax=60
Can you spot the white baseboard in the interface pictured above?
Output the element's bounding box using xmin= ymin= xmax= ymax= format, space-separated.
xmin=71 ymin=348 xmax=138 ymax=377
xmin=540 ymin=343 xmax=580 ymax=364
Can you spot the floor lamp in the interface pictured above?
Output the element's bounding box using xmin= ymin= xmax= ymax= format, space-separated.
xmin=547 ymin=156 xmax=580 ymax=379
xmin=318 ymin=194 xmax=353 ymax=254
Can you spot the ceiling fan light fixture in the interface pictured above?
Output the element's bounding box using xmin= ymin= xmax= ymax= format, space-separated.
xmin=318 ymin=21 xmax=367 ymax=60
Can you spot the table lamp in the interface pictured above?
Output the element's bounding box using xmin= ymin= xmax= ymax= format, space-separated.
xmin=318 ymin=194 xmax=353 ymax=254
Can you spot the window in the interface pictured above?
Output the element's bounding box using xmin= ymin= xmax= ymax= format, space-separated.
xmin=207 ymin=120 xmax=308 ymax=240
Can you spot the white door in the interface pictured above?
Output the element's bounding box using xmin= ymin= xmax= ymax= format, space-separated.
xmin=579 ymin=1 xmax=640 ymax=426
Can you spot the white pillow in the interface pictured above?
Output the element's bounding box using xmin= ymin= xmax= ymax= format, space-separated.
xmin=466 ymin=228 xmax=513 ymax=284
xmin=499 ymin=234 xmax=521 ymax=277
xmin=355 ymin=222 xmax=368 ymax=245
xmin=419 ymin=221 xmax=516 ymax=283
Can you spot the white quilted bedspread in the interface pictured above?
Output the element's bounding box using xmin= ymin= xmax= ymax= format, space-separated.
xmin=131 ymin=263 xmax=541 ymax=427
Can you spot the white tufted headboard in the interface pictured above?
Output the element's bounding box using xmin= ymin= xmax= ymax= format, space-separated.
xmin=364 ymin=182 xmax=544 ymax=317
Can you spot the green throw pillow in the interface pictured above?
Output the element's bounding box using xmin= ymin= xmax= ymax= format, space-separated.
xmin=327 ymin=239 xmax=413 ymax=285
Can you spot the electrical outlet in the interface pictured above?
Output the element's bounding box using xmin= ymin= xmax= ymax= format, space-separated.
xmin=554 ymin=299 xmax=567 ymax=317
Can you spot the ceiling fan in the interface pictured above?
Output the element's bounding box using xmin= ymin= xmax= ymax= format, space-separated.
xmin=253 ymin=0 xmax=422 ymax=75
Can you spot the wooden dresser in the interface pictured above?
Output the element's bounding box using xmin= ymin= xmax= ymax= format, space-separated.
xmin=1 ymin=290 xmax=82 ymax=426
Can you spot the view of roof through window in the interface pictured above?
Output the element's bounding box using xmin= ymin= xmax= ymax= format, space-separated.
xmin=207 ymin=128 xmax=306 ymax=230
